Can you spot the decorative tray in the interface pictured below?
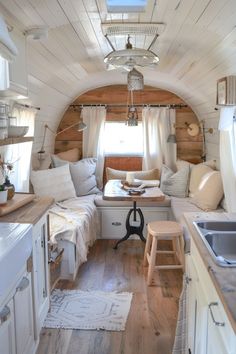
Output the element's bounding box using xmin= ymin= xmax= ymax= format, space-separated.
xmin=127 ymin=189 xmax=145 ymax=196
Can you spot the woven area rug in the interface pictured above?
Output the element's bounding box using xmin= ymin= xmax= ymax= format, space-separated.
xmin=44 ymin=289 xmax=133 ymax=331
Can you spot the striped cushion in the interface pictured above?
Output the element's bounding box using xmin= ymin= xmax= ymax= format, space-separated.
xmin=160 ymin=165 xmax=190 ymax=198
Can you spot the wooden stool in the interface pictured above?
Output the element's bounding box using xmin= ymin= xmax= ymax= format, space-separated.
xmin=143 ymin=221 xmax=184 ymax=286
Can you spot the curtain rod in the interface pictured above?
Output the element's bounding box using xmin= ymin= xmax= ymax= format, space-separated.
xmin=70 ymin=104 xmax=188 ymax=109
xmin=15 ymin=103 xmax=40 ymax=110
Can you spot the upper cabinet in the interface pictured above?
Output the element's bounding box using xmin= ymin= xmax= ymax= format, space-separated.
xmin=0 ymin=27 xmax=28 ymax=99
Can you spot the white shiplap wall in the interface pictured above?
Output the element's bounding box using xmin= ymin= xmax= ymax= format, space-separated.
xmin=0 ymin=0 xmax=235 ymax=165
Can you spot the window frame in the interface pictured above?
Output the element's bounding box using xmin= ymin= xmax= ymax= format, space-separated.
xmin=103 ymin=120 xmax=143 ymax=157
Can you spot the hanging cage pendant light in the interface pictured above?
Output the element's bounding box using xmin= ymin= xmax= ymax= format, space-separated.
xmin=127 ymin=68 xmax=144 ymax=90
xmin=126 ymin=90 xmax=139 ymax=126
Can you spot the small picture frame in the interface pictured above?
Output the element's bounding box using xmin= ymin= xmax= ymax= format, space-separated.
xmin=216 ymin=77 xmax=227 ymax=105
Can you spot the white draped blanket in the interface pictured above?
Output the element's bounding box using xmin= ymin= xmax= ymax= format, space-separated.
xmin=49 ymin=195 xmax=99 ymax=266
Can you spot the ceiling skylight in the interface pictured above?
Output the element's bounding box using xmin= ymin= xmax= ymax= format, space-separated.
xmin=106 ymin=0 xmax=147 ymax=13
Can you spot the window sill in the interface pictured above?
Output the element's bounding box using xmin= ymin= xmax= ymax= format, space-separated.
xmin=105 ymin=154 xmax=143 ymax=158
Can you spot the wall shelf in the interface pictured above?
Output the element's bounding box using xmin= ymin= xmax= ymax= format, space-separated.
xmin=0 ymin=137 xmax=34 ymax=146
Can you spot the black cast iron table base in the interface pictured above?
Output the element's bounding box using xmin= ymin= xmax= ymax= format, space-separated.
xmin=113 ymin=201 xmax=146 ymax=249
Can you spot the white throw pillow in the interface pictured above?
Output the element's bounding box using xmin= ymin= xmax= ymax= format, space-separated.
xmin=160 ymin=165 xmax=190 ymax=198
xmin=30 ymin=164 xmax=76 ymax=202
xmin=190 ymin=171 xmax=224 ymax=211
xmin=69 ymin=158 xmax=100 ymax=196
xmin=51 ymin=155 xmax=99 ymax=196
xmin=189 ymin=164 xmax=213 ymax=197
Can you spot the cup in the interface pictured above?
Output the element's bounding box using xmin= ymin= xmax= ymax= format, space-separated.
xmin=126 ymin=172 xmax=134 ymax=185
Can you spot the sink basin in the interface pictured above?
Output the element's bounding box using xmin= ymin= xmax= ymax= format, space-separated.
xmin=193 ymin=220 xmax=236 ymax=267
xmin=0 ymin=223 xmax=32 ymax=299
xmin=195 ymin=221 xmax=236 ymax=232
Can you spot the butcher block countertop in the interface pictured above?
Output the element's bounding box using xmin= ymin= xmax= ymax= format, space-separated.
xmin=0 ymin=196 xmax=54 ymax=225
xmin=184 ymin=211 xmax=236 ymax=334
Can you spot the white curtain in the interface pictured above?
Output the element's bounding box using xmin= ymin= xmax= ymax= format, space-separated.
xmin=4 ymin=104 xmax=36 ymax=192
xmin=161 ymin=108 xmax=176 ymax=171
xmin=219 ymin=106 xmax=236 ymax=212
xmin=82 ymin=106 xmax=106 ymax=189
xmin=142 ymin=107 xmax=176 ymax=171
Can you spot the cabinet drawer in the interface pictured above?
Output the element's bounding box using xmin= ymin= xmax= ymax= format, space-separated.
xmin=101 ymin=209 xmax=127 ymax=238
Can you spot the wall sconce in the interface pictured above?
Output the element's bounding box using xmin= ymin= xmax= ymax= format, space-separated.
xmin=174 ymin=122 xmax=214 ymax=137
xmin=37 ymin=118 xmax=87 ymax=161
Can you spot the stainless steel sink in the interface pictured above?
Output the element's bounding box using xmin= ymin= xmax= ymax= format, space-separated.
xmin=195 ymin=221 xmax=236 ymax=232
xmin=193 ymin=221 xmax=236 ymax=267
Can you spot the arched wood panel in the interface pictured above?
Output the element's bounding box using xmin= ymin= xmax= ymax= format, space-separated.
xmin=55 ymin=85 xmax=203 ymax=165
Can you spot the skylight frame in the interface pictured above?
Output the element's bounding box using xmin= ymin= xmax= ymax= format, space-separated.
xmin=106 ymin=0 xmax=147 ymax=13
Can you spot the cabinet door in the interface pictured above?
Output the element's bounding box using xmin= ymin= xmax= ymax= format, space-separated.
xmin=0 ymin=299 xmax=16 ymax=354
xmin=32 ymin=215 xmax=50 ymax=336
xmin=207 ymin=299 xmax=234 ymax=354
xmin=186 ymin=255 xmax=208 ymax=354
xmin=186 ymin=256 xmax=196 ymax=353
xmin=194 ymin=279 xmax=208 ymax=354
xmin=14 ymin=273 xmax=34 ymax=354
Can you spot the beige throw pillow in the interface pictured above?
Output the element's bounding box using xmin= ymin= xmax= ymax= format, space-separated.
xmin=189 ymin=164 xmax=213 ymax=197
xmin=56 ymin=148 xmax=80 ymax=162
xmin=106 ymin=167 xmax=160 ymax=181
xmin=190 ymin=171 xmax=224 ymax=211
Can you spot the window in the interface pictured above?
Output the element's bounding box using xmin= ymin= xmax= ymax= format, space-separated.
xmin=106 ymin=0 xmax=147 ymax=12
xmin=104 ymin=121 xmax=143 ymax=156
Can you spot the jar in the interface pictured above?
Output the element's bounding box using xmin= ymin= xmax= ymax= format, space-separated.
xmin=3 ymin=177 xmax=15 ymax=200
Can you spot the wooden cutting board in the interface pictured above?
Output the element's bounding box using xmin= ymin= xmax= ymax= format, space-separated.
xmin=0 ymin=193 xmax=35 ymax=216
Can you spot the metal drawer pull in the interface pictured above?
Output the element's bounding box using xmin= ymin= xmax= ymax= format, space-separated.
xmin=16 ymin=277 xmax=30 ymax=292
xmin=0 ymin=306 xmax=10 ymax=325
xmin=112 ymin=222 xmax=122 ymax=226
xmin=209 ymin=302 xmax=225 ymax=327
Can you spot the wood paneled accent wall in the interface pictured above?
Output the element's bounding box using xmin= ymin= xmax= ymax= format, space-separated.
xmin=55 ymin=85 xmax=203 ymax=167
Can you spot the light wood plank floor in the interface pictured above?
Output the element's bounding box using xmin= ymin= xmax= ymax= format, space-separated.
xmin=37 ymin=240 xmax=182 ymax=354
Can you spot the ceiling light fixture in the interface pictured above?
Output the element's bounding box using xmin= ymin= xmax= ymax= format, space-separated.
xmin=104 ymin=34 xmax=159 ymax=71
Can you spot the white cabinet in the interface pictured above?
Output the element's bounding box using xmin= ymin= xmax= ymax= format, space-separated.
xmin=0 ymin=26 xmax=28 ymax=98
xmin=14 ymin=273 xmax=34 ymax=354
xmin=32 ymin=214 xmax=50 ymax=338
xmin=207 ymin=302 xmax=229 ymax=354
xmin=186 ymin=241 xmax=236 ymax=354
xmin=98 ymin=206 xmax=169 ymax=239
xmin=0 ymin=269 xmax=34 ymax=354
xmin=0 ymin=299 xmax=15 ymax=354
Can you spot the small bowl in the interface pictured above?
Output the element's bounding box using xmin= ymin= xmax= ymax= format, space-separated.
xmin=8 ymin=126 xmax=29 ymax=138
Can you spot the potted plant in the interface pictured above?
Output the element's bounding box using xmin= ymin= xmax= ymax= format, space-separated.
xmin=0 ymin=155 xmax=15 ymax=200
xmin=0 ymin=184 xmax=7 ymax=205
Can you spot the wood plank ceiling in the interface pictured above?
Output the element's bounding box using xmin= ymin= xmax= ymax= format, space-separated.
xmin=0 ymin=0 xmax=235 ymax=161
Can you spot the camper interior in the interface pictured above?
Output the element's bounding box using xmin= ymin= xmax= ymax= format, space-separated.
xmin=0 ymin=1 xmax=236 ymax=354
